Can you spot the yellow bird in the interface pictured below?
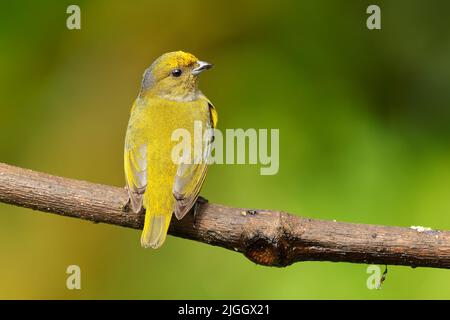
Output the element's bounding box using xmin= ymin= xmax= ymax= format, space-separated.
xmin=124 ymin=51 xmax=217 ymax=248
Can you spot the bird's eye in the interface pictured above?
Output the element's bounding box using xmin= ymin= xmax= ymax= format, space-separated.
xmin=171 ymin=69 xmax=182 ymax=77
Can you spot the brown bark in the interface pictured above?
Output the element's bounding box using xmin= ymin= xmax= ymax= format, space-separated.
xmin=0 ymin=162 xmax=449 ymax=268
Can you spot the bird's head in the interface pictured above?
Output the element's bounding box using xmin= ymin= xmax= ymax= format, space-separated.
xmin=140 ymin=51 xmax=213 ymax=101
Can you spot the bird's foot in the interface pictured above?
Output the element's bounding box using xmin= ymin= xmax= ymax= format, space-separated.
xmin=192 ymin=196 xmax=209 ymax=227
xmin=197 ymin=195 xmax=209 ymax=204
xmin=122 ymin=186 xmax=131 ymax=213
xmin=122 ymin=197 xmax=131 ymax=213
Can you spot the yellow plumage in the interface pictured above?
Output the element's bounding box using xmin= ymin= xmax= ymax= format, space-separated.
xmin=124 ymin=51 xmax=217 ymax=248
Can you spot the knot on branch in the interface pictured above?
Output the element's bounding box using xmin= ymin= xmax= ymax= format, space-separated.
xmin=242 ymin=211 xmax=293 ymax=267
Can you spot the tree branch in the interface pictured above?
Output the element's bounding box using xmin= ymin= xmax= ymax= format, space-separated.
xmin=0 ymin=162 xmax=449 ymax=268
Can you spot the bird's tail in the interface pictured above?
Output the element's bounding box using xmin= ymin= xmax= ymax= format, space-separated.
xmin=141 ymin=211 xmax=172 ymax=249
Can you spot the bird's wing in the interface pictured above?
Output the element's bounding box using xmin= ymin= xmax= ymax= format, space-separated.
xmin=172 ymin=101 xmax=217 ymax=220
xmin=124 ymin=103 xmax=148 ymax=213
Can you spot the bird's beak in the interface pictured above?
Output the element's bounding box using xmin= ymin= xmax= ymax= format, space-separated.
xmin=192 ymin=61 xmax=213 ymax=75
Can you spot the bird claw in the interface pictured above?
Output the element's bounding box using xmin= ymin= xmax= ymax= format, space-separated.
xmin=121 ymin=185 xmax=132 ymax=213
xmin=193 ymin=196 xmax=209 ymax=227
xmin=122 ymin=196 xmax=131 ymax=213
xmin=197 ymin=195 xmax=208 ymax=204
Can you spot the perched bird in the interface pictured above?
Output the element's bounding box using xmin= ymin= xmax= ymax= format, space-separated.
xmin=124 ymin=51 xmax=217 ymax=248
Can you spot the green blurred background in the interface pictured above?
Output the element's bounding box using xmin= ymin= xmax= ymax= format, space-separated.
xmin=1 ymin=0 xmax=449 ymax=299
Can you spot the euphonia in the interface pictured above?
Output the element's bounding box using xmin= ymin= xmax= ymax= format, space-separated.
xmin=124 ymin=51 xmax=217 ymax=248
